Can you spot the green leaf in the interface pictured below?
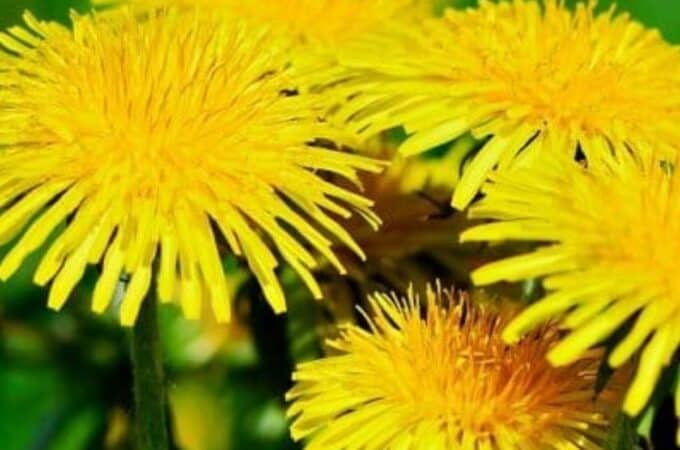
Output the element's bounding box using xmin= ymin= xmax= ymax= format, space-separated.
xmin=634 ymin=363 xmax=679 ymax=447
xmin=48 ymin=406 xmax=103 ymax=450
xmin=636 ymin=404 xmax=657 ymax=446
xmin=605 ymin=412 xmax=638 ymax=450
xmin=282 ymin=268 xmax=322 ymax=365
xmin=520 ymin=278 xmax=543 ymax=303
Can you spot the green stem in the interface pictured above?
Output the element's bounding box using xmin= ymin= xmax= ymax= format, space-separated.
xmin=129 ymin=284 xmax=169 ymax=450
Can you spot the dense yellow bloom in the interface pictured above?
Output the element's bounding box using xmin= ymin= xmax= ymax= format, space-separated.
xmin=333 ymin=0 xmax=680 ymax=208
xmin=0 ymin=10 xmax=381 ymax=325
xmin=461 ymin=151 xmax=680 ymax=437
xmin=287 ymin=285 xmax=621 ymax=450
xmin=96 ymin=0 xmax=423 ymax=48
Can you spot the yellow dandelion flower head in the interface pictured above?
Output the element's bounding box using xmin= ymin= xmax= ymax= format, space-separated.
xmin=287 ymin=284 xmax=621 ymax=450
xmin=462 ymin=151 xmax=679 ymax=423
xmin=0 ymin=9 xmax=382 ymax=325
xmin=96 ymin=0 xmax=424 ymax=47
xmin=333 ymin=0 xmax=680 ymax=208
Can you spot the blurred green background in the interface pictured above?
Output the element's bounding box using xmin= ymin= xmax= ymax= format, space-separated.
xmin=0 ymin=1 xmax=679 ymax=450
xmin=2 ymin=0 xmax=680 ymax=42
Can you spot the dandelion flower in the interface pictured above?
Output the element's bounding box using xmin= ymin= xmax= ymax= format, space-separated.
xmin=0 ymin=9 xmax=381 ymax=325
xmin=333 ymin=0 xmax=680 ymax=208
xmin=461 ymin=151 xmax=679 ymax=429
xmin=287 ymin=285 xmax=622 ymax=450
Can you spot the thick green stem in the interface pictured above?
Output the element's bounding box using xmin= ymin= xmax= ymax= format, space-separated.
xmin=130 ymin=286 xmax=169 ymax=450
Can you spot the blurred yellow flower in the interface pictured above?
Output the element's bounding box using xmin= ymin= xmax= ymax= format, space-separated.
xmin=169 ymin=380 xmax=231 ymax=450
xmin=0 ymin=9 xmax=381 ymax=325
xmin=313 ymin=138 xmax=478 ymax=330
xmin=96 ymin=0 xmax=425 ymax=48
xmin=339 ymin=141 xmax=467 ymax=259
xmin=462 ymin=151 xmax=679 ymax=438
xmin=287 ymin=285 xmax=622 ymax=450
xmin=360 ymin=135 xmax=476 ymax=195
xmin=333 ymin=0 xmax=680 ymax=208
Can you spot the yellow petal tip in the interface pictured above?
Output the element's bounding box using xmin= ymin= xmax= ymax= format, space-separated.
xmin=501 ymin=328 xmax=521 ymax=345
xmin=451 ymin=191 xmax=471 ymax=211
xmin=622 ymin=395 xmax=645 ymax=417
xmin=546 ymin=348 xmax=571 ymax=367
xmin=470 ymin=267 xmax=496 ymax=286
